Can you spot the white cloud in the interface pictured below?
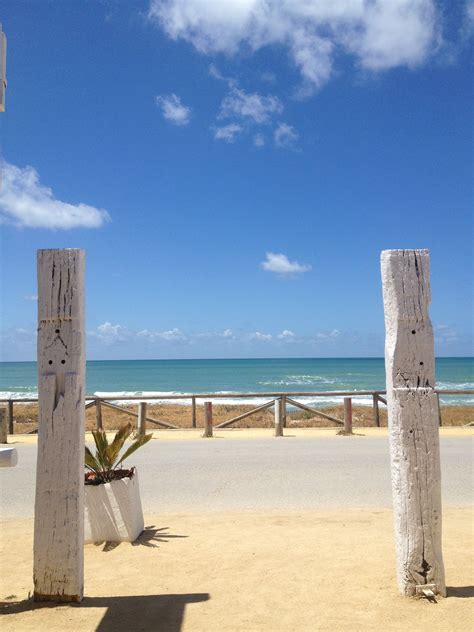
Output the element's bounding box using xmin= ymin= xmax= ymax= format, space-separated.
xmin=277 ymin=329 xmax=296 ymax=340
xmin=149 ymin=0 xmax=441 ymax=93
xmin=253 ymin=133 xmax=265 ymax=148
xmin=155 ymin=93 xmax=191 ymax=125
xmin=219 ymin=87 xmax=283 ymax=123
xmin=213 ymin=123 xmax=242 ymax=143
xmin=138 ymin=327 xmax=188 ymax=342
xmin=315 ymin=329 xmax=341 ymax=341
xmin=250 ymin=331 xmax=273 ymax=342
xmin=463 ymin=0 xmax=474 ymax=37
xmin=0 ymin=161 xmax=110 ymax=230
xmin=274 ymin=123 xmax=299 ymax=149
xmin=95 ymin=322 xmax=128 ymax=345
xmin=23 ymin=294 xmax=38 ymax=301
xmin=261 ymin=252 xmax=311 ymax=276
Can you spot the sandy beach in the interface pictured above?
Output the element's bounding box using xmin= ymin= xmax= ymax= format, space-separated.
xmin=1 ymin=508 xmax=473 ymax=632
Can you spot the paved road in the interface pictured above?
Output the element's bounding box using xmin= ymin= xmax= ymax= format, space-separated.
xmin=0 ymin=436 xmax=472 ymax=519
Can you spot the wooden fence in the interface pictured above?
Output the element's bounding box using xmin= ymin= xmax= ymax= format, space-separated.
xmin=1 ymin=389 xmax=472 ymax=435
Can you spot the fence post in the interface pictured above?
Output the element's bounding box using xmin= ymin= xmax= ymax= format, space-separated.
xmin=343 ymin=397 xmax=353 ymax=434
xmin=274 ymin=398 xmax=283 ymax=437
xmin=7 ymin=400 xmax=13 ymax=434
xmin=281 ymin=395 xmax=287 ymax=428
xmin=372 ymin=394 xmax=380 ymax=427
xmin=34 ymin=249 xmax=85 ymax=603
xmin=138 ymin=402 xmax=147 ymax=435
xmin=0 ymin=408 xmax=7 ymax=443
xmin=203 ymin=401 xmax=213 ymax=438
xmin=95 ymin=399 xmax=103 ymax=430
xmin=436 ymin=393 xmax=442 ymax=427
xmin=191 ymin=396 xmax=197 ymax=428
xmin=381 ymin=249 xmax=445 ymax=597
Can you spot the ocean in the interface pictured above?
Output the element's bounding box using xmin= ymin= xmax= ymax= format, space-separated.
xmin=0 ymin=357 xmax=472 ymax=407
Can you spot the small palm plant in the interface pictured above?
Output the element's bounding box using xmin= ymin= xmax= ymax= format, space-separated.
xmin=85 ymin=423 xmax=152 ymax=485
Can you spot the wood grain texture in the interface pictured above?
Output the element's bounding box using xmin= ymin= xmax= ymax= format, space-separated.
xmin=203 ymin=402 xmax=213 ymax=438
xmin=381 ymin=249 xmax=445 ymax=597
xmin=33 ymin=249 xmax=85 ymax=602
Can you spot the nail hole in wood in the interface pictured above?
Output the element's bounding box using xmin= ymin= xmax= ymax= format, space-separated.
xmin=61 ymin=360 xmax=66 ymax=364
xmin=411 ymin=330 xmax=416 ymax=334
xmin=420 ymin=362 xmax=424 ymax=366
xmin=55 ymin=329 xmax=60 ymax=334
xmin=48 ymin=360 xmax=53 ymax=365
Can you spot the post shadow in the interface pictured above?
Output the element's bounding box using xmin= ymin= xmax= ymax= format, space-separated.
xmin=0 ymin=593 xmax=210 ymax=632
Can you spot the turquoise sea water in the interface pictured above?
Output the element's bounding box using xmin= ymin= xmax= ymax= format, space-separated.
xmin=0 ymin=357 xmax=472 ymax=406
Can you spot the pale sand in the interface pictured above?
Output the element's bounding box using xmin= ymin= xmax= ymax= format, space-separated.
xmin=7 ymin=425 xmax=474 ymax=444
xmin=1 ymin=508 xmax=473 ymax=631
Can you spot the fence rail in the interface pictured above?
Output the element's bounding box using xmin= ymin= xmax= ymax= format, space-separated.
xmin=0 ymin=389 xmax=472 ymax=435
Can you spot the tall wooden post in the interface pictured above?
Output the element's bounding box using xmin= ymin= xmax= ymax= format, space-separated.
xmin=138 ymin=402 xmax=147 ymax=435
xmin=274 ymin=398 xmax=283 ymax=437
xmin=203 ymin=401 xmax=213 ymax=438
xmin=281 ymin=395 xmax=287 ymax=428
xmin=343 ymin=397 xmax=353 ymax=434
xmin=34 ymin=249 xmax=85 ymax=602
xmin=381 ymin=249 xmax=445 ymax=597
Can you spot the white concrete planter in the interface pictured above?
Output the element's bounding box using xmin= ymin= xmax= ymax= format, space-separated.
xmin=84 ymin=469 xmax=144 ymax=544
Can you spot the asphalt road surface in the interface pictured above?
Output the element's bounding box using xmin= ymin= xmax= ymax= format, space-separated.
xmin=0 ymin=436 xmax=472 ymax=519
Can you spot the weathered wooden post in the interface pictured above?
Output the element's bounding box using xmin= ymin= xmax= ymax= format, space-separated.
xmin=138 ymin=401 xmax=147 ymax=436
xmin=7 ymin=400 xmax=13 ymax=434
xmin=95 ymin=399 xmax=103 ymax=430
xmin=0 ymin=408 xmax=7 ymax=443
xmin=372 ymin=394 xmax=380 ymax=427
xmin=274 ymin=398 xmax=283 ymax=437
xmin=281 ymin=395 xmax=287 ymax=428
xmin=34 ymin=249 xmax=85 ymax=602
xmin=203 ymin=401 xmax=213 ymax=438
xmin=343 ymin=397 xmax=353 ymax=434
xmin=381 ymin=249 xmax=445 ymax=597
xmin=191 ymin=396 xmax=197 ymax=428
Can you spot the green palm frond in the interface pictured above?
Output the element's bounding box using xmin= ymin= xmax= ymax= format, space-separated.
xmin=85 ymin=446 xmax=102 ymax=475
xmin=85 ymin=423 xmax=152 ymax=484
xmin=105 ymin=423 xmax=133 ymax=468
xmin=117 ymin=432 xmax=153 ymax=467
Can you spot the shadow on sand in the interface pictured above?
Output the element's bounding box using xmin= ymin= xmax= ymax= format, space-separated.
xmin=0 ymin=593 xmax=210 ymax=631
xmin=96 ymin=525 xmax=188 ymax=552
xmin=446 ymin=586 xmax=474 ymax=598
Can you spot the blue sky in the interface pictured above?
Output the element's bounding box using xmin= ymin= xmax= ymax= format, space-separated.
xmin=0 ymin=0 xmax=472 ymax=361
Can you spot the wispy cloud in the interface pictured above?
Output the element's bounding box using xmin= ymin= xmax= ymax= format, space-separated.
xmin=274 ymin=123 xmax=299 ymax=149
xmin=277 ymin=329 xmax=296 ymax=340
xmin=253 ymin=133 xmax=265 ymax=148
xmin=149 ymin=0 xmax=442 ymax=95
xmin=219 ymin=87 xmax=283 ymax=124
xmin=155 ymin=93 xmax=191 ymax=126
xmin=138 ymin=327 xmax=188 ymax=343
xmin=0 ymin=161 xmax=110 ymax=230
xmin=23 ymin=294 xmax=38 ymax=302
xmin=213 ymin=123 xmax=242 ymax=143
xmin=261 ymin=252 xmax=311 ymax=277
xmin=249 ymin=331 xmax=273 ymax=342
